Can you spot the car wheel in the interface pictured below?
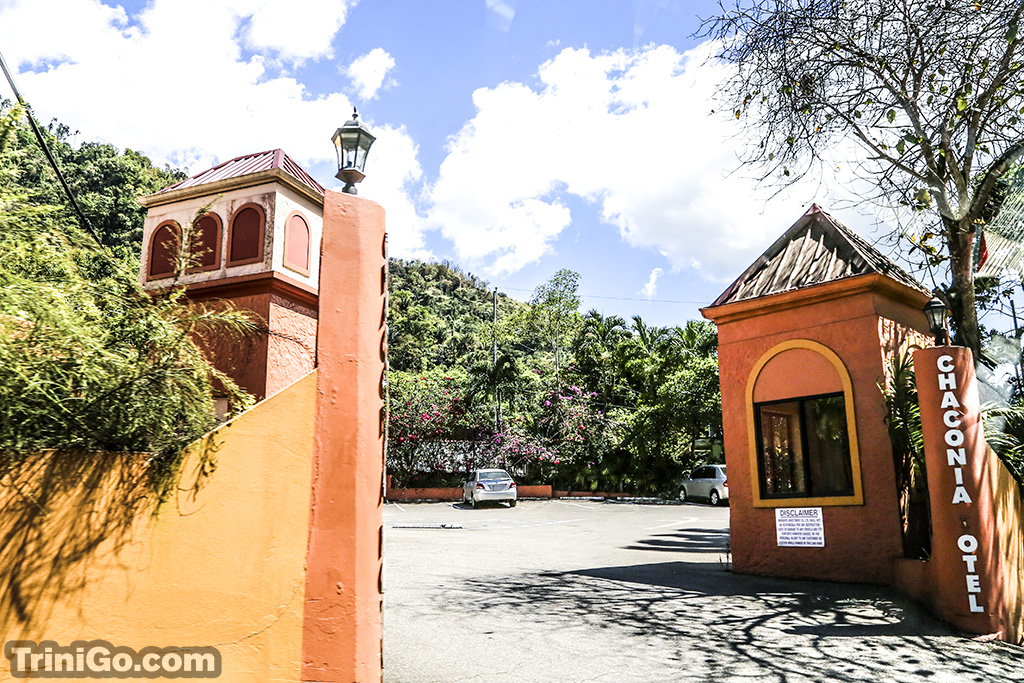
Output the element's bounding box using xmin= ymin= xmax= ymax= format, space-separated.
xmin=679 ymin=487 xmax=688 ymax=503
xmin=709 ymin=490 xmax=720 ymax=506
xmin=510 ymin=499 xmax=517 ymax=508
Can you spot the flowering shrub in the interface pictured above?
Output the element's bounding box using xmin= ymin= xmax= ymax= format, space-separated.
xmin=530 ymin=385 xmax=617 ymax=490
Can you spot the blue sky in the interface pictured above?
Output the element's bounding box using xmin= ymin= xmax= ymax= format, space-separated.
xmin=0 ymin=0 xmax=902 ymax=326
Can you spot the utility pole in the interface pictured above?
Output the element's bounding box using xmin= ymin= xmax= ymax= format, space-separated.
xmin=493 ymin=288 xmax=499 ymax=433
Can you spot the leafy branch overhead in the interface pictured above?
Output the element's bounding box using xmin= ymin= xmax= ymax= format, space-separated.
xmin=705 ymin=0 xmax=1024 ymax=353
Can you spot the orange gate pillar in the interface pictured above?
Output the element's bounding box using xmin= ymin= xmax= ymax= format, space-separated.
xmin=914 ymin=346 xmax=1007 ymax=636
xmin=302 ymin=191 xmax=386 ymax=682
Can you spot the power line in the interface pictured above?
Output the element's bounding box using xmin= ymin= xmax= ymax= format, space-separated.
xmin=499 ymin=285 xmax=707 ymax=305
xmin=0 ymin=47 xmax=102 ymax=246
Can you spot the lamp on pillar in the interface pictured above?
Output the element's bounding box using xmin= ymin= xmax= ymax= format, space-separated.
xmin=331 ymin=108 xmax=376 ymax=195
xmin=924 ymin=296 xmax=949 ymax=346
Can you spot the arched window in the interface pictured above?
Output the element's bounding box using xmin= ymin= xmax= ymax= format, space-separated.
xmin=228 ymin=204 xmax=265 ymax=266
xmin=746 ymin=340 xmax=864 ymax=507
xmin=283 ymin=213 xmax=311 ymax=275
xmin=148 ymin=221 xmax=181 ymax=279
xmin=189 ymin=213 xmax=222 ymax=271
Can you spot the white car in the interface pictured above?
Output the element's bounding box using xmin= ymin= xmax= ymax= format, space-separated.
xmin=462 ymin=469 xmax=517 ymax=508
xmin=680 ymin=464 xmax=728 ymax=506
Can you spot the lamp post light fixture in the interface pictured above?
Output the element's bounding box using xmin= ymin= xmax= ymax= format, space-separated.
xmin=332 ymin=108 xmax=376 ymax=195
xmin=924 ymin=296 xmax=949 ymax=346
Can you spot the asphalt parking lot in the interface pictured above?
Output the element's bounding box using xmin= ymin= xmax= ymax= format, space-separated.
xmin=383 ymin=499 xmax=1021 ymax=683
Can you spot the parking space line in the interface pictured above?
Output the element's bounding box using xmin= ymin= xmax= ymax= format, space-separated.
xmin=471 ymin=518 xmax=586 ymax=530
xmin=552 ymin=500 xmax=594 ymax=509
xmin=645 ymin=517 xmax=699 ymax=530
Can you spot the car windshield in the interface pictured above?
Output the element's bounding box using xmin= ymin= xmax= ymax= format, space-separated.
xmin=478 ymin=470 xmax=510 ymax=481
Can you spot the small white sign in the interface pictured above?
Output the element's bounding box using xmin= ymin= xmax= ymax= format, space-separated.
xmin=775 ymin=507 xmax=825 ymax=547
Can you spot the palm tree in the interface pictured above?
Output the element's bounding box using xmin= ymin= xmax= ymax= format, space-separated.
xmin=573 ymin=310 xmax=628 ymax=408
xmin=467 ymin=352 xmax=522 ymax=431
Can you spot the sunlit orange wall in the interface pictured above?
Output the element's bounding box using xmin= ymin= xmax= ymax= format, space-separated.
xmin=302 ymin=190 xmax=386 ymax=683
xmin=0 ymin=371 xmax=319 ymax=682
xmin=706 ymin=276 xmax=931 ymax=584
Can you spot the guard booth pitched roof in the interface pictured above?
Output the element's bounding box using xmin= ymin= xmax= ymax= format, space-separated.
xmin=711 ymin=204 xmax=929 ymax=307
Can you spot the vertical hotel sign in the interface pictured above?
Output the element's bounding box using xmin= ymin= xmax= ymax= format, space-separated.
xmin=913 ymin=346 xmax=1003 ymax=633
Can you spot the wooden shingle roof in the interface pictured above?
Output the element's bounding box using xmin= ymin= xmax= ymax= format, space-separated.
xmin=710 ymin=204 xmax=929 ymax=307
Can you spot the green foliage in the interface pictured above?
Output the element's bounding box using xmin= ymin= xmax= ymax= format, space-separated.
xmin=388 ymin=259 xmax=525 ymax=372
xmin=984 ymin=405 xmax=1024 ymax=487
xmin=2 ymin=100 xmax=185 ymax=251
xmin=387 ymin=263 xmax=723 ymax=495
xmin=0 ymin=106 xmax=252 ymax=498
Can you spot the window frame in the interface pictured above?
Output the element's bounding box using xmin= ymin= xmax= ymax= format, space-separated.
xmin=187 ymin=212 xmax=223 ymax=273
xmin=147 ymin=220 xmax=182 ymax=281
xmin=226 ymin=203 xmax=266 ymax=267
xmin=745 ymin=339 xmax=864 ymax=508
xmin=754 ymin=391 xmax=855 ymax=500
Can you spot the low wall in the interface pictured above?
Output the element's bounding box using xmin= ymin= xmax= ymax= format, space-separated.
xmin=383 ymin=481 xmax=642 ymax=502
xmin=0 ymin=372 xmax=318 ymax=682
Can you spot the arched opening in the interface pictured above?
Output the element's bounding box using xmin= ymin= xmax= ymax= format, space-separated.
xmin=148 ymin=221 xmax=181 ymax=280
xmin=284 ymin=213 xmax=311 ymax=275
xmin=228 ymin=205 xmax=265 ymax=266
xmin=746 ymin=340 xmax=864 ymax=507
xmin=190 ymin=213 xmax=222 ymax=271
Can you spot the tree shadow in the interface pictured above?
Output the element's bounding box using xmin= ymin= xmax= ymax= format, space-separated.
xmin=0 ymin=440 xmax=218 ymax=632
xmin=624 ymin=527 xmax=731 ymax=554
xmin=442 ymin=561 xmax=1021 ymax=681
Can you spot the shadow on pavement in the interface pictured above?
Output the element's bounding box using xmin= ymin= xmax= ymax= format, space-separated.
xmin=445 ymin=561 xmax=1021 ymax=681
xmin=624 ymin=527 xmax=731 ymax=554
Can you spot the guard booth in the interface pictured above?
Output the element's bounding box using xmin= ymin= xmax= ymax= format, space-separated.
xmin=702 ymin=205 xmax=1024 ymax=642
xmin=701 ymin=205 xmax=932 ymax=584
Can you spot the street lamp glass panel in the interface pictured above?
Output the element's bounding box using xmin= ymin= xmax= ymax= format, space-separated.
xmin=923 ymin=297 xmax=948 ymax=333
xmin=332 ymin=114 xmax=376 ymax=174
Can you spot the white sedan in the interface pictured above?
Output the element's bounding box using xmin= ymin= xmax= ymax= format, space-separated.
xmin=462 ymin=469 xmax=517 ymax=508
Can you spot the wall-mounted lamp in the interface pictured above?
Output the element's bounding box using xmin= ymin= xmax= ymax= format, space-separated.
xmin=923 ymin=296 xmax=949 ymax=346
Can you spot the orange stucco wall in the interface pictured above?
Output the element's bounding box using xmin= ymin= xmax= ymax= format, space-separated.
xmin=302 ymin=191 xmax=386 ymax=682
xmin=707 ymin=277 xmax=930 ymax=584
xmin=0 ymin=371 xmax=319 ymax=682
xmin=197 ymin=292 xmax=272 ymax=399
xmin=267 ymin=294 xmax=318 ymax=397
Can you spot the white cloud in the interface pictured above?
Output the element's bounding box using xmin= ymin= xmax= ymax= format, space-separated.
xmin=346 ymin=48 xmax=397 ymax=101
xmin=0 ymin=0 xmax=358 ymax=170
xmin=426 ymin=43 xmax=850 ymax=279
xmin=343 ymin=123 xmax=432 ymax=260
xmin=0 ymin=0 xmax=432 ymax=257
xmin=241 ymin=0 xmax=358 ymax=63
xmin=639 ymin=268 xmax=663 ymax=298
xmin=485 ymin=0 xmax=516 ymax=33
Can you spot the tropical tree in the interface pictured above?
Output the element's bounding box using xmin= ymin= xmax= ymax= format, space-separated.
xmin=467 ymin=352 xmax=524 ymax=430
xmin=704 ymin=0 xmax=1024 ymax=354
xmin=527 ymin=269 xmax=582 ymax=379
xmin=572 ymin=310 xmax=629 ymax=409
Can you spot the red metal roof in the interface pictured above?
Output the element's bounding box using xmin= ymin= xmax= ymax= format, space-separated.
xmin=157 ymin=149 xmax=325 ymax=196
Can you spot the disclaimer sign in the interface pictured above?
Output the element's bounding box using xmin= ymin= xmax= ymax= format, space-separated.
xmin=775 ymin=507 xmax=825 ymax=547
